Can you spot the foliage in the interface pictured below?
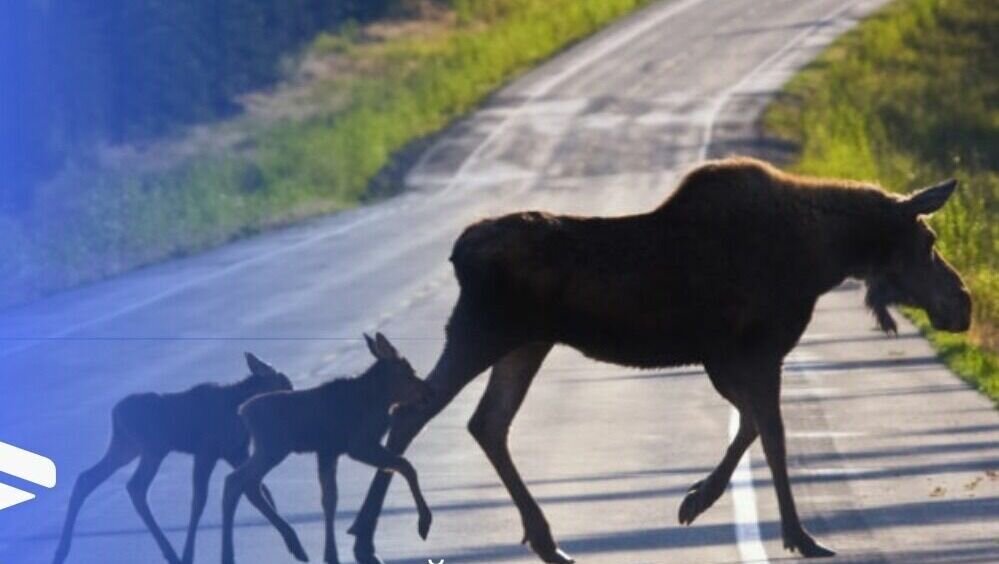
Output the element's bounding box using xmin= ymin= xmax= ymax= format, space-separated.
xmin=765 ymin=0 xmax=998 ymax=402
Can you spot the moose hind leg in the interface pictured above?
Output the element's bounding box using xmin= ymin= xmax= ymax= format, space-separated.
xmin=467 ymin=342 xmax=573 ymax=564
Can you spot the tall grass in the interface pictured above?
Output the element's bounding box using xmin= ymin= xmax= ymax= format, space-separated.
xmin=765 ymin=0 xmax=997 ymax=401
xmin=0 ymin=0 xmax=652 ymax=306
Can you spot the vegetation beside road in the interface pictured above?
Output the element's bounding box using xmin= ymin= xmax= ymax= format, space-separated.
xmin=765 ymin=0 xmax=998 ymax=402
xmin=1 ymin=0 xmax=651 ymax=306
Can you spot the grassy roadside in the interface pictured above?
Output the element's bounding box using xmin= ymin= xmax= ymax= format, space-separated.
xmin=764 ymin=0 xmax=997 ymax=402
xmin=1 ymin=0 xmax=652 ymax=307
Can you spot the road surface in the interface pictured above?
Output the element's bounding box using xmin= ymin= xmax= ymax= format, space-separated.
xmin=1 ymin=0 xmax=996 ymax=562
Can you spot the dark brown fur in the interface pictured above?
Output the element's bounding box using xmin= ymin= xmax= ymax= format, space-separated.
xmin=347 ymin=157 xmax=971 ymax=563
xmin=221 ymin=333 xmax=431 ymax=564
xmin=53 ymin=354 xmax=302 ymax=564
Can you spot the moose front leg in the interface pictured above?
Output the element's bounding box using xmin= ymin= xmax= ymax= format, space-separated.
xmin=467 ymin=343 xmax=573 ymax=564
xmin=747 ymin=361 xmax=835 ymax=558
xmin=679 ymin=409 xmax=757 ymax=525
xmin=349 ymin=310 xmax=504 ymax=564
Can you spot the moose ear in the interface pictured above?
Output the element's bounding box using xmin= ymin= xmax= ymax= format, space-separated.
xmin=245 ymin=352 xmax=277 ymax=376
xmin=902 ymin=179 xmax=957 ymax=216
xmin=374 ymin=332 xmax=399 ymax=360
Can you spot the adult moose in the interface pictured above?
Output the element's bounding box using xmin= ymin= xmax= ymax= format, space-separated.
xmin=348 ymin=157 xmax=971 ymax=563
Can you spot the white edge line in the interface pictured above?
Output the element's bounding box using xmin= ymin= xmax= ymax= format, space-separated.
xmin=729 ymin=407 xmax=769 ymax=563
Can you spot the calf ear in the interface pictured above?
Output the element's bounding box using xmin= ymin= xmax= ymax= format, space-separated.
xmin=364 ymin=333 xmax=379 ymax=358
xmin=374 ymin=332 xmax=400 ymax=360
xmin=245 ymin=352 xmax=277 ymax=376
xmin=902 ymin=179 xmax=957 ymax=216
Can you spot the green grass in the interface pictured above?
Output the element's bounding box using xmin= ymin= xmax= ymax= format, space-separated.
xmin=764 ymin=0 xmax=998 ymax=402
xmin=1 ymin=0 xmax=652 ymax=305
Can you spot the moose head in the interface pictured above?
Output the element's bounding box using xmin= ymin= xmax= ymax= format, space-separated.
xmin=866 ymin=179 xmax=972 ymax=334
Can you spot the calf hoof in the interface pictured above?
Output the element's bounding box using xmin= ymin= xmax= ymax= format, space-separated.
xmin=352 ymin=548 xmax=386 ymax=564
xmin=418 ymin=510 xmax=433 ymax=540
xmin=285 ymin=534 xmax=310 ymax=562
xmin=678 ymin=479 xmax=715 ymax=525
xmin=784 ymin=529 xmax=835 ymax=558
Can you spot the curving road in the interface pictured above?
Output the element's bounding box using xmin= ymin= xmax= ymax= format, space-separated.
xmin=2 ymin=0 xmax=997 ymax=562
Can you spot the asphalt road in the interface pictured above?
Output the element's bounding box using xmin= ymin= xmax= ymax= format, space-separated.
xmin=1 ymin=0 xmax=997 ymax=563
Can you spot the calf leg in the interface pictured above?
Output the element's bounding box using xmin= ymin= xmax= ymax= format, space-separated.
xmin=746 ymin=361 xmax=834 ymax=558
xmin=225 ymin=447 xmax=280 ymax=513
xmin=222 ymin=449 xmax=306 ymax=564
xmin=318 ymin=452 xmax=340 ymax=563
xmin=180 ymin=453 xmax=216 ymax=564
xmin=53 ymin=432 xmax=138 ymax=564
xmin=127 ymin=452 xmax=180 ymax=564
xmin=349 ymin=445 xmax=432 ymax=541
xmin=468 ymin=342 xmax=571 ymax=564
xmin=350 ymin=301 xmax=506 ymax=564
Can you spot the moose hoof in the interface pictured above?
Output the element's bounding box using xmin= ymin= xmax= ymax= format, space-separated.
xmin=528 ymin=544 xmax=574 ymax=564
xmin=784 ymin=530 xmax=836 ymax=558
xmin=524 ymin=537 xmax=574 ymax=564
xmin=678 ymin=479 xmax=714 ymax=525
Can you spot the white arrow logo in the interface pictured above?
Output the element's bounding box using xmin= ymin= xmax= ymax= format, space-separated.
xmin=0 ymin=440 xmax=56 ymax=511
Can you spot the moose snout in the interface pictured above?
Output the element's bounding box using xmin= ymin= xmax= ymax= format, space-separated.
xmin=932 ymin=287 xmax=972 ymax=332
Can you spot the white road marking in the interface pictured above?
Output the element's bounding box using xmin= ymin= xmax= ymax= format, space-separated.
xmin=781 ymin=387 xmax=841 ymax=398
xmin=696 ymin=0 xmax=863 ymax=162
xmin=787 ymin=431 xmax=867 ymax=439
xmin=798 ymin=467 xmax=877 ymax=477
xmin=431 ymin=0 xmax=710 ymax=201
xmin=729 ymin=408 xmax=769 ymax=563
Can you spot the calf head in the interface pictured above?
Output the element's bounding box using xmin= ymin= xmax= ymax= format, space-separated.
xmin=244 ymin=352 xmax=295 ymax=393
xmin=866 ymin=179 xmax=971 ymax=333
xmin=364 ymin=332 xmax=429 ymax=410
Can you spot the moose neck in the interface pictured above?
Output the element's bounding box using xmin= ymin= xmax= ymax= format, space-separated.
xmin=802 ymin=182 xmax=900 ymax=293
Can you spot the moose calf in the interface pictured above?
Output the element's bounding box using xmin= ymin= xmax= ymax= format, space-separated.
xmin=53 ymin=354 xmax=307 ymax=564
xmin=221 ymin=333 xmax=432 ymax=564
